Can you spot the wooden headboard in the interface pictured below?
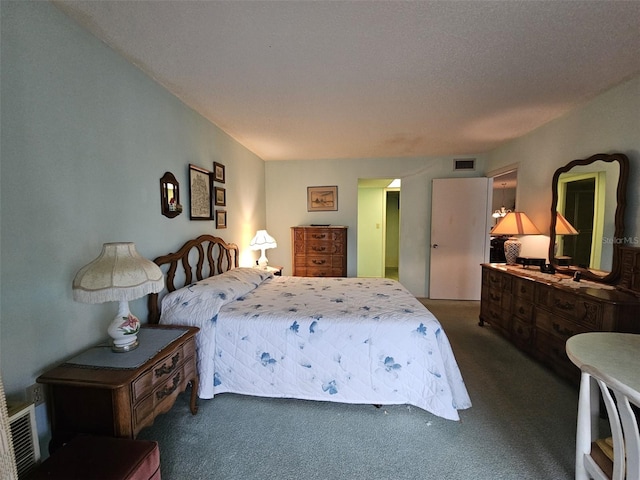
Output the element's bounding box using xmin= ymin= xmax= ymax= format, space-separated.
xmin=147 ymin=234 xmax=239 ymax=324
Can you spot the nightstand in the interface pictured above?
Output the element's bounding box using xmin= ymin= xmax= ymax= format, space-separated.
xmin=255 ymin=265 xmax=283 ymax=276
xmin=38 ymin=325 xmax=199 ymax=452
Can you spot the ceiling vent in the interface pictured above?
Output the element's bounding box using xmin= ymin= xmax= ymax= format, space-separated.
xmin=453 ymin=158 xmax=476 ymax=171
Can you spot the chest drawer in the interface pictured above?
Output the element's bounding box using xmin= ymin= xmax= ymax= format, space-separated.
xmin=550 ymin=290 xmax=602 ymax=329
xmin=512 ymin=297 xmax=534 ymax=322
xmin=536 ymin=308 xmax=590 ymax=341
xmin=513 ymin=277 xmax=535 ymax=302
xmin=295 ymin=255 xmax=344 ymax=268
xmin=485 ymin=269 xmax=512 ymax=292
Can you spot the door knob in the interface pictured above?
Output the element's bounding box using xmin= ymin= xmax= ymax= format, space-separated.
xmin=432 ymin=244 xmax=439 ymax=249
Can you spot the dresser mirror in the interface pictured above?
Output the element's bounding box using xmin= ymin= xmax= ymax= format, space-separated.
xmin=160 ymin=171 xmax=182 ymax=218
xmin=549 ymin=153 xmax=629 ymax=283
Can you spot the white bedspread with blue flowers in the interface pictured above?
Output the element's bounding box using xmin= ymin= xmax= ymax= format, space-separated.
xmin=159 ymin=268 xmax=471 ymax=420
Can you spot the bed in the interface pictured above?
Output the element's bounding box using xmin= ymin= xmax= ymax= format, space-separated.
xmin=148 ymin=235 xmax=471 ymax=421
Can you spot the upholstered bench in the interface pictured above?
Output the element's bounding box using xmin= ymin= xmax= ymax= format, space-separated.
xmin=25 ymin=435 xmax=161 ymax=480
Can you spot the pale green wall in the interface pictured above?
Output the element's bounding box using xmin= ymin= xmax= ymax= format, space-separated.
xmin=0 ymin=1 xmax=266 ymax=404
xmin=264 ymin=157 xmax=486 ymax=296
xmin=485 ymin=75 xmax=640 ymax=259
xmin=357 ymin=187 xmax=385 ymax=277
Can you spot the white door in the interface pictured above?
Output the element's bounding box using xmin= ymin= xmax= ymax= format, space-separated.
xmin=429 ymin=177 xmax=491 ymax=300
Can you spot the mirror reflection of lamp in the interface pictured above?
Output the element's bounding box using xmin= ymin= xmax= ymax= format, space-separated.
xmin=554 ymin=212 xmax=579 ymax=261
xmin=249 ymin=230 xmax=277 ymax=269
xmin=490 ymin=212 xmax=541 ymax=265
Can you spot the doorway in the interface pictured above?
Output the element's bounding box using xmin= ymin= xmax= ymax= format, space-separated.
xmin=357 ymin=179 xmax=400 ymax=279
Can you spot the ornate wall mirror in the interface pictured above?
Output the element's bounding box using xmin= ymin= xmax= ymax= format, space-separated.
xmin=160 ymin=172 xmax=182 ymax=218
xmin=549 ymin=153 xmax=629 ymax=283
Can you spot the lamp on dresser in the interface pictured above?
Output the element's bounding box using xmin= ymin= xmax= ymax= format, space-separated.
xmin=72 ymin=242 xmax=164 ymax=352
xmin=490 ymin=212 xmax=541 ymax=265
xmin=554 ymin=212 xmax=579 ymax=260
xmin=249 ymin=230 xmax=277 ymax=269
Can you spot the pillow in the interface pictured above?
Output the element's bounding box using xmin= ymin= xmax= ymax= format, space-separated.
xmin=159 ymin=268 xmax=272 ymax=327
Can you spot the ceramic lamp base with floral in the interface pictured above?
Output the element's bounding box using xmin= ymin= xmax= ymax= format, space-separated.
xmin=107 ymin=301 xmax=141 ymax=352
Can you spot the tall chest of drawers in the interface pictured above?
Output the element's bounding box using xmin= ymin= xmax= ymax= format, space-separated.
xmin=480 ymin=264 xmax=640 ymax=384
xmin=291 ymin=226 xmax=347 ymax=277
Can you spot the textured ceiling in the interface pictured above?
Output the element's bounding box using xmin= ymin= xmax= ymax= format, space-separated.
xmin=53 ymin=0 xmax=640 ymax=161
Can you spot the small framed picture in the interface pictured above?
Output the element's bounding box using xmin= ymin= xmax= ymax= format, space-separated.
xmin=214 ymin=187 xmax=226 ymax=207
xmin=213 ymin=162 xmax=225 ymax=183
xmin=189 ymin=164 xmax=212 ymax=220
xmin=307 ymin=186 xmax=338 ymax=212
xmin=215 ymin=210 xmax=227 ymax=229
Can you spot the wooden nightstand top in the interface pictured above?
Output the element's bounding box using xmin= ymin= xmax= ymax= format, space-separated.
xmin=38 ymin=325 xmax=199 ymax=389
xmin=255 ymin=265 xmax=283 ymax=275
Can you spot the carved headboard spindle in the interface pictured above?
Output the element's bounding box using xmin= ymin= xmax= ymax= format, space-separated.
xmin=147 ymin=235 xmax=240 ymax=324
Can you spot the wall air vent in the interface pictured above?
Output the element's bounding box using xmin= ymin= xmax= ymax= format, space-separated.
xmin=454 ymin=158 xmax=476 ymax=171
xmin=7 ymin=402 xmax=40 ymax=478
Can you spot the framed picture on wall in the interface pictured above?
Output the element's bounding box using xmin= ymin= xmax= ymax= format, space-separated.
xmin=189 ymin=164 xmax=212 ymax=220
xmin=213 ymin=162 xmax=225 ymax=183
xmin=214 ymin=186 xmax=226 ymax=206
xmin=215 ymin=210 xmax=227 ymax=229
xmin=307 ymin=186 xmax=338 ymax=212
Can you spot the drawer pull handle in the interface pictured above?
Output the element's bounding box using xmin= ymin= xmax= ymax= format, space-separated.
xmin=312 ymin=246 xmax=326 ymax=252
xmin=155 ymin=353 xmax=180 ymax=377
xmin=554 ymin=300 xmax=574 ymax=311
xmin=312 ymin=259 xmax=326 ymax=265
xmin=156 ymin=373 xmax=181 ymax=400
xmin=552 ymin=322 xmax=573 ymax=337
xmin=311 ymin=234 xmax=326 ymax=239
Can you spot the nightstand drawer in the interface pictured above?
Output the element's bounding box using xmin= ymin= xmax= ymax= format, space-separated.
xmin=134 ymin=359 xmax=196 ymax=428
xmin=133 ymin=345 xmax=185 ymax=402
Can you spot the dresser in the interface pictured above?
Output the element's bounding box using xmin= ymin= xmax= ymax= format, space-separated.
xmin=479 ymin=264 xmax=640 ymax=383
xmin=291 ymin=226 xmax=347 ymax=277
xmin=38 ymin=325 xmax=199 ymax=451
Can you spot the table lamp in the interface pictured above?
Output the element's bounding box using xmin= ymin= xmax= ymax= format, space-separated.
xmin=556 ymin=212 xmax=579 ymax=236
xmin=249 ymin=230 xmax=277 ymax=268
xmin=72 ymin=242 xmax=164 ymax=352
xmin=490 ymin=212 xmax=541 ymax=265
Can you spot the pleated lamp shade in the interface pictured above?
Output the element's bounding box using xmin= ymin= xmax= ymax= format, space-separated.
xmin=249 ymin=230 xmax=277 ymax=268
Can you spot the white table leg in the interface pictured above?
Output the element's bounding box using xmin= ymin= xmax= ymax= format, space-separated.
xmin=575 ymin=372 xmax=598 ymax=480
